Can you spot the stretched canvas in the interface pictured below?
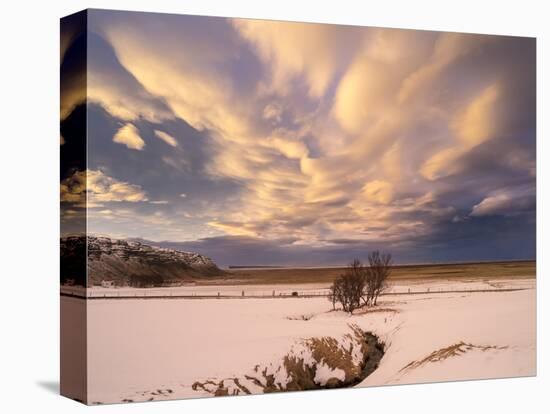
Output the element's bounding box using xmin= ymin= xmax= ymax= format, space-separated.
xmin=60 ymin=9 xmax=536 ymax=405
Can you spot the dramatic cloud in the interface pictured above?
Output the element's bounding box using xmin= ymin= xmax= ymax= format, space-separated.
xmin=60 ymin=13 xmax=87 ymax=121
xmin=91 ymin=11 xmax=252 ymax=140
xmin=113 ymin=123 xmax=145 ymax=150
xmin=61 ymin=169 xmax=148 ymax=206
xmin=361 ymin=180 xmax=395 ymax=205
xmin=154 ymin=130 xmax=178 ymax=147
xmin=87 ymin=33 xmax=174 ymax=123
xmin=470 ymin=187 xmax=535 ymax=217
xmin=421 ymin=83 xmax=501 ymax=180
xmin=333 ymin=56 xmax=397 ymax=135
xmin=233 ymin=19 xmax=363 ymax=97
xmin=80 ymin=11 xmax=535 ymax=263
xmin=397 ymin=33 xmax=485 ymax=103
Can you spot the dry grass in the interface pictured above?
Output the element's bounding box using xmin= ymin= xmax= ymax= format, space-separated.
xmin=196 ymin=261 xmax=535 ymax=286
xmin=281 ymin=356 xmax=318 ymax=391
xmin=243 ymin=365 xmax=287 ymax=393
xmin=286 ymin=314 xmax=315 ymax=321
xmin=401 ymin=341 xmax=509 ymax=372
xmin=353 ymin=307 xmax=400 ymax=316
xmin=193 ymin=324 xmax=385 ymax=396
xmin=192 ymin=378 xmax=253 ymax=396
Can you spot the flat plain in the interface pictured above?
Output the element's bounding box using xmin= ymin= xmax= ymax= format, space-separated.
xmin=200 ymin=260 xmax=536 ymax=285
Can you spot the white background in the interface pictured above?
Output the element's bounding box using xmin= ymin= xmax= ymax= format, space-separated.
xmin=0 ymin=0 xmax=547 ymax=412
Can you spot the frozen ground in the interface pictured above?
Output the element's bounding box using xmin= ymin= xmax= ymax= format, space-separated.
xmin=63 ymin=277 xmax=535 ymax=404
xmin=62 ymin=277 xmax=534 ymax=298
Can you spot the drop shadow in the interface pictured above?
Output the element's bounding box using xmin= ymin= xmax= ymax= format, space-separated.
xmin=36 ymin=380 xmax=59 ymax=395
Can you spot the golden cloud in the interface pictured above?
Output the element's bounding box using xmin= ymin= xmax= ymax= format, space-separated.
xmin=233 ymin=19 xmax=362 ymax=97
xmin=154 ymin=130 xmax=178 ymax=147
xmin=86 ymin=15 xmax=533 ymax=245
xmin=333 ymin=57 xmax=397 ymax=135
xmin=61 ymin=169 xmax=148 ymax=206
xmin=113 ymin=123 xmax=145 ymax=150
xmin=453 ymin=83 xmax=500 ymax=147
xmin=420 ymin=83 xmax=500 ymax=181
xmin=361 ymin=180 xmax=395 ymax=204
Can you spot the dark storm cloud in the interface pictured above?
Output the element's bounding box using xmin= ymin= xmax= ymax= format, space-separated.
xmin=142 ymin=209 xmax=536 ymax=268
xmin=60 ymin=11 xmax=88 ymax=236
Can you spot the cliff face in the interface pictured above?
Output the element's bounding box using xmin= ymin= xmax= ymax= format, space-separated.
xmin=61 ymin=235 xmax=223 ymax=287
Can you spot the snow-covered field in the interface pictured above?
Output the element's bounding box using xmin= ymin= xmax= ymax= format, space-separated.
xmin=64 ymin=277 xmax=536 ymax=404
xmin=62 ymin=277 xmax=534 ymax=298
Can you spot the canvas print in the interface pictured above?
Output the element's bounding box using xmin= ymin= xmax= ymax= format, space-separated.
xmin=60 ymin=9 xmax=536 ymax=405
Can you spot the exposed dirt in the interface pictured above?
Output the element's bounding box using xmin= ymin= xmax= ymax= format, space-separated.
xmin=192 ymin=324 xmax=385 ymax=396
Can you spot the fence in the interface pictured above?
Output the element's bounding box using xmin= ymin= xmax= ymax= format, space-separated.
xmin=60 ymin=286 xmax=527 ymax=300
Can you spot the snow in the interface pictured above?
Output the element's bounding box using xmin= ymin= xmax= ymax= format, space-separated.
xmin=358 ymin=287 xmax=536 ymax=387
xmin=62 ymin=277 xmax=533 ymax=298
xmin=65 ymin=277 xmax=535 ymax=403
xmin=314 ymin=363 xmax=346 ymax=385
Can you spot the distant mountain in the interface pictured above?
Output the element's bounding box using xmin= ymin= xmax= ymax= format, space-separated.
xmin=60 ymin=235 xmax=224 ymax=287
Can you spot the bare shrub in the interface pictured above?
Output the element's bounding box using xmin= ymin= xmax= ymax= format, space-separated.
xmin=328 ymin=259 xmax=368 ymax=313
xmin=329 ymin=252 xmax=393 ymax=311
xmin=366 ymin=251 xmax=392 ymax=306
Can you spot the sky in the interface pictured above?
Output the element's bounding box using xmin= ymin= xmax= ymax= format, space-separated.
xmin=60 ymin=10 xmax=536 ymax=267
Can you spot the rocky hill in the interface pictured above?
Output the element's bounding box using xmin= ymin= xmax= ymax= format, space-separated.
xmin=61 ymin=235 xmax=223 ymax=287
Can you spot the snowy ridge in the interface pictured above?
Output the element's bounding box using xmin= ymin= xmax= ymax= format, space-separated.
xmin=87 ymin=236 xmax=216 ymax=268
xmin=61 ymin=235 xmax=223 ymax=287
